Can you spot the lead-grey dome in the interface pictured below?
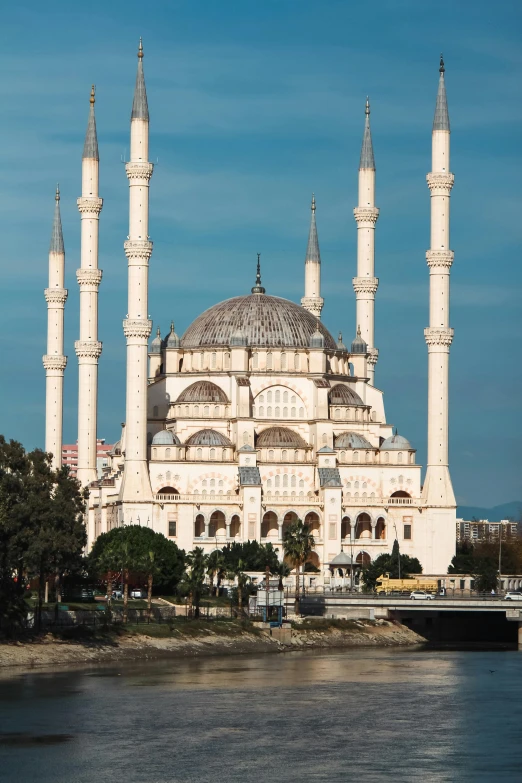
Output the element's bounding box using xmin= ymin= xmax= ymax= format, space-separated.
xmin=185 ymin=429 xmax=232 ymax=447
xmin=381 ymin=433 xmax=413 ymax=450
xmin=181 ymin=294 xmax=337 ymax=350
xmin=152 ymin=430 xmax=181 ymax=445
xmin=329 ymin=384 xmax=365 ymax=406
xmin=177 ymin=381 xmax=229 ymax=404
xmin=256 ymin=427 xmax=308 ymax=448
xmin=334 ymin=432 xmax=373 ymax=449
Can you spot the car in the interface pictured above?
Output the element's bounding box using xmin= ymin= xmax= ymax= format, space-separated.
xmin=504 ymin=591 xmax=522 ymax=601
xmin=130 ymin=588 xmax=146 ymax=599
xmin=105 ymin=589 xmax=123 ymax=600
xmin=410 ymin=591 xmax=435 ymax=600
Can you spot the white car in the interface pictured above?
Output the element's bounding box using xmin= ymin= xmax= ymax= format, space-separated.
xmin=504 ymin=591 xmax=522 ymax=601
xmin=410 ymin=591 xmax=435 ymax=600
xmin=130 ymin=588 xmax=146 ymax=599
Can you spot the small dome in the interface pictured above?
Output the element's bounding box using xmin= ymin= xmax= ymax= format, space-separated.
xmin=334 ymin=431 xmax=373 ymax=449
xmin=152 ymin=430 xmax=181 ymax=446
xmin=337 ymin=332 xmax=347 ymax=351
xmin=164 ymin=321 xmax=180 ymax=349
xmin=381 ymin=432 xmax=413 ymax=450
xmin=310 ymin=328 xmax=324 ymax=349
xmin=256 ymin=427 xmax=308 ymax=448
xmin=328 ymin=552 xmax=353 ymax=566
xmin=177 ymin=381 xmax=229 ymax=404
xmin=351 ymin=326 xmax=367 ymax=355
xmin=185 ymin=429 xmax=232 ymax=447
xmin=150 ymin=326 xmax=162 ymax=354
xmin=329 ymin=384 xmax=364 ymax=406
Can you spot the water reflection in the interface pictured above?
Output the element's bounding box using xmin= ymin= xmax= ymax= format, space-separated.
xmin=0 ymin=649 xmax=521 ymax=783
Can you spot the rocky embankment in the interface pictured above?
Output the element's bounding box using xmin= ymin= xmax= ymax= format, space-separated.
xmin=0 ymin=619 xmax=424 ymax=672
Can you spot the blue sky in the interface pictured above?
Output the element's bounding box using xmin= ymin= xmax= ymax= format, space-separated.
xmin=1 ymin=0 xmax=521 ymax=507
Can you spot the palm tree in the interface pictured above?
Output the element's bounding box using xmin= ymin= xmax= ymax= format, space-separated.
xmin=227 ymin=558 xmax=249 ymax=619
xmin=273 ymin=560 xmax=291 ymax=591
xmin=207 ymin=549 xmax=226 ymax=596
xmin=183 ymin=547 xmax=207 ymax=618
xmin=283 ymin=519 xmax=315 ymax=614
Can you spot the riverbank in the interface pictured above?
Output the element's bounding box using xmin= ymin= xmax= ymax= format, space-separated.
xmin=0 ymin=619 xmax=424 ymax=673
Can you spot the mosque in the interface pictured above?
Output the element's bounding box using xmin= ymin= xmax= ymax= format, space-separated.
xmin=42 ymin=42 xmax=457 ymax=578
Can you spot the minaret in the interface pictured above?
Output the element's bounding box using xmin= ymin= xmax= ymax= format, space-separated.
xmin=301 ymin=194 xmax=324 ymax=318
xmin=353 ymin=98 xmax=379 ymax=384
xmin=422 ymin=56 xmax=455 ymax=505
xmin=75 ymin=85 xmax=103 ymax=487
xmin=43 ymin=186 xmax=68 ymax=468
xmin=120 ymin=39 xmax=154 ymax=503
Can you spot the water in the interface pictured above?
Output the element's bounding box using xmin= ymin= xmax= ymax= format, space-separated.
xmin=1 ymin=649 xmax=521 ymax=783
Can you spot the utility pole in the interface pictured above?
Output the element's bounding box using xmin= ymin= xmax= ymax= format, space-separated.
xmin=265 ymin=563 xmax=270 ymax=622
xmin=498 ymin=526 xmax=503 ymax=595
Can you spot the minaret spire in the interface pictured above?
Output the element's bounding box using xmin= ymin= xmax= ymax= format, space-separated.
xmin=353 ymin=97 xmax=379 ymax=383
xmin=120 ymin=39 xmax=154 ymax=506
xmin=301 ymin=194 xmax=324 ymax=317
xmin=251 ymin=253 xmax=266 ymax=294
xmin=43 ymin=187 xmax=68 ymax=468
xmin=75 ymin=85 xmax=103 ymax=489
xmin=423 ymin=56 xmax=455 ymax=510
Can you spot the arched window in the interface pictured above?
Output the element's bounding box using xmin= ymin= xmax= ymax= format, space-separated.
xmin=165 ymin=448 xmax=171 ymax=458
xmin=194 ymin=405 xmax=200 ymax=416
xmin=185 ymin=405 xmax=189 ymax=416
xmin=340 ymin=451 xmax=346 ymax=461
xmin=275 ymin=475 xmax=280 ymax=487
xmin=259 ymin=394 xmax=264 ymax=404
xmin=210 ymin=478 xmax=215 ymax=487
xmin=267 ymin=391 xmax=272 ymax=403
xmin=410 ymin=453 xmax=414 ymax=464
xmin=196 ymin=448 xmax=202 ymax=459
xmin=398 ymin=452 xmax=403 ymax=463
xmin=152 ymin=448 xmax=157 ymax=459
xmin=204 ymin=405 xmax=209 ymax=416
xmin=224 ymin=352 xmax=230 ymax=369
xmin=253 ymin=353 xmax=258 ymax=369
xmin=214 ymin=406 xmax=219 ymax=416
xmin=294 ymin=450 xmax=299 ymax=461
xmin=283 ymin=391 xmax=288 ymax=403
xmin=178 ymin=449 xmax=183 ymax=459
xmin=202 ymin=480 xmax=207 ymax=487
xmin=210 ymin=448 xmax=216 ymax=460
xmin=398 ymin=475 xmax=404 ymax=483
xmin=259 ymin=406 xmax=264 ymax=416
xmin=221 ymin=449 xmax=226 ymax=460
xmin=268 ymin=449 xmax=274 ymax=460
xmin=291 ymin=407 xmax=296 ymax=417
xmin=166 ymin=471 xmax=171 ymax=481
xmin=384 ymin=452 xmax=389 ymax=464
xmin=267 ymin=478 xmax=272 ymax=488
xmin=281 ymin=354 xmax=287 ymax=370
xmin=299 ymin=407 xmax=304 ymax=418
xmin=267 ymin=352 xmax=273 ymax=370
xmin=354 ymin=481 xmax=359 ymax=489
xmin=275 ymin=407 xmax=280 ymax=417
xmin=366 ymin=451 xmax=371 ymax=463
xmin=282 ymin=450 xmax=287 ymax=460
xmin=354 ymin=452 xmax=359 ymax=463
xmin=211 ymin=352 xmax=217 ymax=369
xmin=335 ymin=408 xmax=341 ymax=419
xmin=153 ymin=405 xmax=158 ymax=417
xmin=283 ymin=407 xmax=288 ymax=417
xmin=275 ymin=390 xmax=280 ymax=403
xmin=322 ymin=433 xmax=327 ymax=444
xmin=362 ymin=482 xmax=367 ymax=488
xmin=283 ymin=474 xmax=288 ymax=487
xmin=291 ymin=475 xmax=296 ymax=487
xmin=294 ymin=354 xmax=300 ymax=370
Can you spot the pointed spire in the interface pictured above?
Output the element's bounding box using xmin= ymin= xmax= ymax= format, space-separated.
xmin=49 ymin=185 xmax=64 ymax=254
xmin=131 ymin=37 xmax=149 ymax=121
xmin=82 ymin=85 xmax=99 ymax=160
xmin=305 ymin=193 xmax=321 ymax=265
xmin=433 ymin=54 xmax=450 ymax=131
xmin=359 ymin=97 xmax=375 ymax=170
xmin=251 ymin=253 xmax=266 ymax=294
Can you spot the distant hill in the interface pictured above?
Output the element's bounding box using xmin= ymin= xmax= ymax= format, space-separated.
xmin=457 ymin=501 xmax=522 ymax=522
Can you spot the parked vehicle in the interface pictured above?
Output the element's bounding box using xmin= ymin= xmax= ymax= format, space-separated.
xmin=61 ymin=586 xmax=95 ymax=603
xmin=410 ymin=591 xmax=435 ymax=600
xmin=130 ymin=588 xmax=146 ymax=599
xmin=105 ymin=589 xmax=123 ymax=600
xmin=376 ymin=573 xmax=438 ymax=595
xmin=504 ymin=591 xmax=522 ymax=601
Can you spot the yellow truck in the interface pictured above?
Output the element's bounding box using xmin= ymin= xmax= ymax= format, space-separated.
xmin=375 ymin=573 xmax=439 ymax=595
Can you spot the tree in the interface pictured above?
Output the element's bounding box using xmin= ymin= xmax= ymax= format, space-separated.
xmin=273 ymin=560 xmax=291 ymax=591
xmin=282 ymin=519 xmax=315 ymax=613
xmin=207 ymin=550 xmax=226 ymax=596
xmin=226 ymin=558 xmax=250 ymax=618
xmin=448 ymin=541 xmax=475 ymax=574
xmin=220 ymin=541 xmax=280 ymax=572
xmin=362 ymin=551 xmax=423 ymax=591
xmin=181 ymin=547 xmax=207 ymax=618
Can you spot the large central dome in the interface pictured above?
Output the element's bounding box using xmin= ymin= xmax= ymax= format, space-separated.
xmin=181 ymin=294 xmax=337 ymax=350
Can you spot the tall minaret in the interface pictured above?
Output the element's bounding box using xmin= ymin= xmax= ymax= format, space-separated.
xmin=75 ymin=85 xmax=103 ymax=487
xmin=422 ymin=56 xmax=455 ymax=506
xmin=353 ymin=98 xmax=379 ymax=384
xmin=120 ymin=39 xmax=154 ymax=504
xmin=301 ymin=194 xmax=324 ymax=318
xmin=43 ymin=187 xmax=68 ymax=469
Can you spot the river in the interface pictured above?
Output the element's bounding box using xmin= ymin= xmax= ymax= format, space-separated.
xmin=0 ymin=648 xmax=521 ymax=782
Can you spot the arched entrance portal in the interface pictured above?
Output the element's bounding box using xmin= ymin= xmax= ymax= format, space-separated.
xmin=209 ymin=510 xmax=226 ymax=538
xmin=194 ymin=514 xmax=205 ymax=538
xmin=230 ymin=514 xmax=241 ymax=539
xmin=356 ymin=513 xmax=372 ymax=540
xmin=282 ymin=511 xmax=298 ymax=537
xmin=261 ymin=511 xmax=278 ymax=539
xmin=304 ymin=512 xmax=320 ymax=537
xmin=356 ymin=551 xmax=371 ymax=567
xmin=341 ymin=516 xmax=351 ymax=540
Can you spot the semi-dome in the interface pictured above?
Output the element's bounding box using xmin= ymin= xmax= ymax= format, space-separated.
xmin=329 ymin=384 xmax=365 ymax=406
xmin=152 ymin=430 xmax=181 ymax=446
xmin=380 ymin=433 xmax=413 ymax=450
xmin=177 ymin=381 xmax=229 ymax=404
xmin=334 ymin=431 xmax=373 ymax=449
xmin=185 ymin=429 xmax=232 ymax=447
xmin=256 ymin=427 xmax=308 ymax=448
xmin=181 ymin=294 xmax=337 ymax=350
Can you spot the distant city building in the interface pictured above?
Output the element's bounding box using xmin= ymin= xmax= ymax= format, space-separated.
xmin=62 ymin=439 xmax=113 ymax=478
xmin=456 ymin=518 xmax=519 ymax=543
